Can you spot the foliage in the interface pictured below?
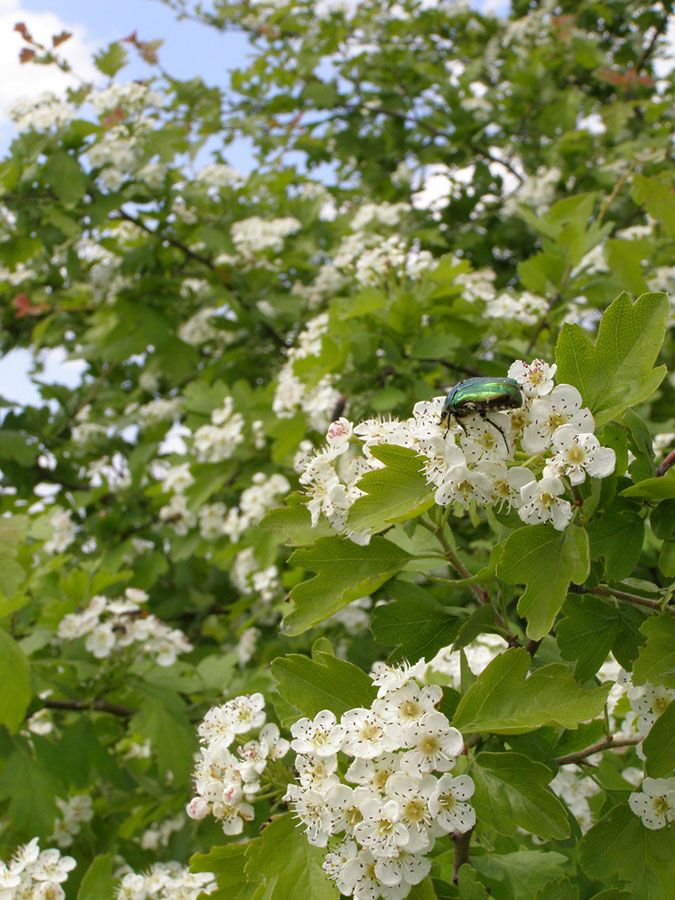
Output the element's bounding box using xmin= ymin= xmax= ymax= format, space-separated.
xmin=0 ymin=0 xmax=674 ymax=898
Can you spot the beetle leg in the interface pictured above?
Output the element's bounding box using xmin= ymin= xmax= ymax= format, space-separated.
xmin=480 ymin=413 xmax=510 ymax=453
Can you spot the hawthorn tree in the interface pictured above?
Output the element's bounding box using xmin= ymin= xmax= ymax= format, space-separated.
xmin=0 ymin=1 xmax=674 ymax=898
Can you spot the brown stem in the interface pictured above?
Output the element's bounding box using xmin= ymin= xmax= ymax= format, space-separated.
xmin=44 ymin=698 xmax=133 ymax=718
xmin=592 ymin=585 xmax=673 ymax=613
xmin=635 ymin=10 xmax=672 ymax=74
xmin=656 ymin=448 xmax=675 ymax=477
xmin=555 ymin=734 xmax=642 ymax=766
xmin=452 ymin=827 xmax=474 ymax=883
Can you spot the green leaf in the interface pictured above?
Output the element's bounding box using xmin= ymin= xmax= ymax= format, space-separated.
xmin=191 ymin=843 xmax=249 ymax=890
xmin=0 ymin=430 xmax=40 ymax=466
xmin=620 ymin=470 xmax=675 ymax=500
xmin=642 ymin=699 xmax=675 ymax=777
xmin=452 ymin=648 xmax=610 ymax=734
xmin=129 ymin=682 xmax=196 ymax=778
xmin=409 ymin=878 xmax=440 ymax=900
xmin=346 ymin=445 xmax=434 ymax=533
xmin=471 ymin=850 xmax=568 ymax=899
xmin=534 ymin=878 xmax=579 ymax=900
xmin=93 ymin=41 xmax=127 ymax=76
xmin=260 ymin=493 xmax=334 ymax=545
xmin=0 ymin=628 xmax=30 ymax=731
xmin=271 ymin=651 xmax=376 ymax=724
xmin=631 ymin=174 xmax=675 ymax=237
xmin=658 ymin=540 xmax=675 ymax=577
xmin=579 ymin=804 xmax=675 ymax=900
xmin=43 ymin=153 xmax=88 ymax=204
xmin=497 ymin=525 xmax=590 ymax=640
xmin=0 ymin=739 xmax=60 ymax=835
xmin=284 ymin=536 xmax=411 ymax=635
xmin=587 ymin=497 xmax=644 ymax=580
xmin=588 ymin=892 xmax=631 ymax=900
xmin=556 ymin=594 xmax=621 ymax=682
xmin=76 ymin=855 xmax=114 ymax=900
xmin=370 ymin=581 xmax=463 ymax=661
xmin=555 ymin=291 xmax=668 ymax=427
xmin=632 ymin=614 xmax=675 ymax=688
xmin=457 ymin=865 xmax=489 ymax=899
xmin=244 ymin=813 xmax=338 ymax=900
xmin=472 ymin=751 xmax=570 ymax=839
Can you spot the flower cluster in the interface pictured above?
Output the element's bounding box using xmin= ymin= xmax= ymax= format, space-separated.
xmin=139 ymin=813 xmax=185 ymax=851
xmin=49 ymin=795 xmax=94 ymax=848
xmin=115 ymin=862 xmax=216 ymax=900
xmin=230 ymin=215 xmax=301 ymax=256
xmin=0 ymin=839 xmax=76 ymax=900
xmin=284 ymin=661 xmax=475 ymax=900
xmin=43 ymin=508 xmax=77 ymax=554
xmin=273 ymin=313 xmax=343 ymax=430
xmin=193 ymin=397 xmax=245 ymax=463
xmin=297 ymin=358 xmax=616 ymax=539
xmin=186 ymin=693 xmax=289 ymax=834
xmin=57 ymin=587 xmax=192 ymax=666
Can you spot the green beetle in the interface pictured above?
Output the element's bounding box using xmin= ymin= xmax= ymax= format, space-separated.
xmin=440 ymin=377 xmax=523 ymax=450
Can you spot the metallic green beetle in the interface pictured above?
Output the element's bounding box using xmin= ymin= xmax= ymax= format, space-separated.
xmin=440 ymin=376 xmax=523 ymax=450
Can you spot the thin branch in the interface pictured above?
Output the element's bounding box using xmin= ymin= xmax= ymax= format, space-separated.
xmin=592 ymin=585 xmax=673 ymax=614
xmin=44 ymin=698 xmax=133 ymax=718
xmin=635 ymin=10 xmax=672 ymax=74
xmin=452 ymin=827 xmax=474 ymax=883
xmin=555 ymin=734 xmax=642 ymax=766
xmin=656 ymin=448 xmax=675 ymax=477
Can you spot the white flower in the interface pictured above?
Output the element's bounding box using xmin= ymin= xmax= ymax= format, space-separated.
xmin=373 ymin=682 xmax=442 ymax=730
xmin=341 ymin=708 xmax=398 ymax=759
xmin=545 ymin=425 xmax=616 ymax=484
xmin=375 ymin=849 xmax=431 ymax=889
xmin=521 ymin=384 xmax=594 ymax=454
xmin=295 ymin=753 xmax=340 ymax=793
xmin=284 ymin=786 xmax=334 ymax=847
xmin=519 ymin=476 xmax=573 ymax=531
xmin=353 ymin=797 xmax=409 ymax=858
xmin=384 ymin=772 xmax=436 ymax=852
xmin=433 ymin=462 xmax=494 ymax=508
xmin=400 ymin=712 xmax=464 ymax=775
xmin=508 ymin=359 xmax=557 ymax=397
xmin=290 ymin=710 xmax=345 ymax=757
xmin=629 ymin=777 xmax=675 ymax=830
xmin=429 ymin=773 xmax=476 ymax=833
xmin=370 ymin=660 xmax=428 ymax=698
xmin=345 ymin=753 xmax=402 ymax=792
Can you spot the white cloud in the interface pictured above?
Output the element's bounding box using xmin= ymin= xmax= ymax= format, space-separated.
xmin=0 ymin=0 xmax=97 ymax=131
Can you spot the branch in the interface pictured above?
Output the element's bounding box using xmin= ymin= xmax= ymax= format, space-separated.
xmin=555 ymin=734 xmax=642 ymax=766
xmin=656 ymin=448 xmax=675 ymax=477
xmin=44 ymin=698 xmax=133 ymax=718
xmin=635 ymin=10 xmax=672 ymax=74
xmin=592 ymin=585 xmax=674 ymax=614
xmin=452 ymin=827 xmax=474 ymax=883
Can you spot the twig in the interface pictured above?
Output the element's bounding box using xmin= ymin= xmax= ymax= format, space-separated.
xmin=44 ymin=698 xmax=133 ymax=718
xmin=452 ymin=827 xmax=474 ymax=883
xmin=656 ymin=448 xmax=675 ymax=477
xmin=635 ymin=10 xmax=672 ymax=74
xmin=592 ymin=585 xmax=672 ymax=613
xmin=555 ymin=734 xmax=642 ymax=766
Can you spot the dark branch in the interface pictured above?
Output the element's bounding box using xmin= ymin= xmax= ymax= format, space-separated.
xmin=44 ymin=698 xmax=134 ymax=718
